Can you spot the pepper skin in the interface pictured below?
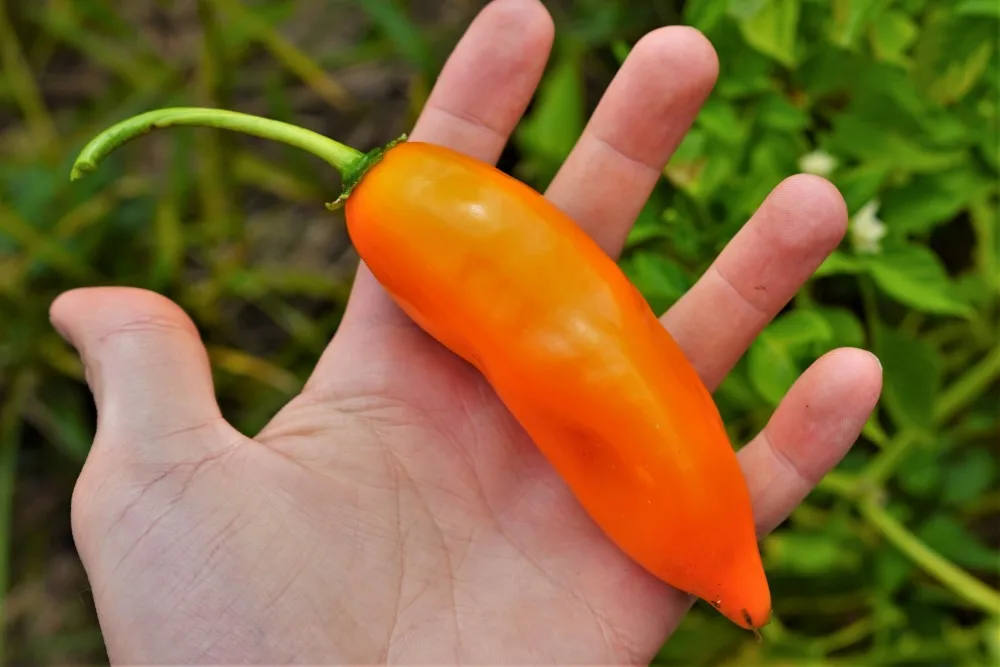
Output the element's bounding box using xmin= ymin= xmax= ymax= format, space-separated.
xmin=70 ymin=109 xmax=771 ymax=632
xmin=344 ymin=141 xmax=771 ymax=631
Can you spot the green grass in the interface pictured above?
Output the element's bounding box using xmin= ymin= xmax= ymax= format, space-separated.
xmin=1 ymin=0 xmax=998 ymax=664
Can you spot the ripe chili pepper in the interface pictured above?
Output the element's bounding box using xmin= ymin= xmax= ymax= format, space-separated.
xmin=71 ymin=108 xmax=771 ymax=632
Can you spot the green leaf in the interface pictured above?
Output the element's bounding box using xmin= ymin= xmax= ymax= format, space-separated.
xmin=666 ymin=124 xmax=719 ymax=195
xmin=869 ymin=10 xmax=918 ymax=66
xmin=610 ymin=40 xmax=630 ymax=65
xmin=880 ymin=167 xmax=994 ymax=234
xmin=748 ymin=310 xmax=834 ymax=404
xmin=830 ymin=0 xmax=891 ymax=49
xmin=815 ymin=306 xmax=866 ymax=348
xmin=897 ymin=443 xmax=942 ymax=497
xmin=875 ymin=323 xmax=941 ymax=430
xmin=867 ymin=244 xmax=972 ymax=316
xmin=714 ymin=23 xmax=777 ymax=96
xmin=876 ymin=546 xmax=914 ymax=594
xmin=814 ymin=250 xmax=862 ymax=277
xmin=514 ymin=47 xmax=585 ymax=186
xmin=821 ymin=61 xmax=972 ymax=169
xmin=970 ymin=198 xmax=999 ymax=293
xmin=716 ymin=364 xmax=762 ymax=418
xmin=684 ymin=0 xmax=730 ymax=32
xmin=620 ymin=251 xmax=692 ymax=315
xmin=622 ymin=189 xmax=672 ymax=249
xmin=756 ymin=92 xmax=809 ymax=131
xmin=696 ymin=98 xmax=748 ymax=146
xmin=685 ymin=140 xmax=739 ymax=199
xmin=24 ymin=388 xmax=93 ymax=463
xmin=956 ymin=0 xmax=1000 ymax=16
xmin=765 ymin=530 xmax=862 ymax=574
xmin=738 ymin=133 xmax=802 ymax=215
xmin=917 ymin=515 xmax=1000 ymax=572
xmin=726 ymin=0 xmax=768 ymax=20
xmin=942 ymin=448 xmax=996 ymax=505
xmin=731 ymin=0 xmax=800 ymax=67
xmin=358 ymin=0 xmax=434 ymax=76
xmin=828 ymin=111 xmax=967 ymax=173
xmin=914 ymin=10 xmax=997 ymax=105
xmin=835 ymin=163 xmax=890 ymax=213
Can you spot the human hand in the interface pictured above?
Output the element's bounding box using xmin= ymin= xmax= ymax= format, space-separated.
xmin=52 ymin=0 xmax=882 ymax=663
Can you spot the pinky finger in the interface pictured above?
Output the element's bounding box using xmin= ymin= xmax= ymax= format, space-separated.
xmin=737 ymin=347 xmax=882 ymax=538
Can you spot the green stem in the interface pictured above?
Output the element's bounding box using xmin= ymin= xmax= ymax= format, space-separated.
xmin=863 ymin=430 xmax=921 ymax=487
xmin=858 ymin=497 xmax=1000 ymax=616
xmin=935 ymin=343 xmax=1000 ymax=424
xmin=814 ymin=615 xmax=875 ymax=655
xmin=208 ymin=0 xmax=354 ymax=112
xmin=0 ymin=370 xmax=34 ymax=664
xmin=0 ymin=0 xmax=58 ymax=152
xmin=70 ymin=107 xmax=405 ymax=208
xmin=864 ymin=344 xmax=1000 ymax=487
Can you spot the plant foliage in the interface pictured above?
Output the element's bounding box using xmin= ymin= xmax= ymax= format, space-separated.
xmin=0 ymin=0 xmax=997 ymax=664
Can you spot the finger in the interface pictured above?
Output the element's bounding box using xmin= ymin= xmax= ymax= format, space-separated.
xmin=544 ymin=26 xmax=718 ymax=256
xmin=49 ymin=287 xmax=231 ymax=461
xmin=663 ymin=174 xmax=848 ymax=390
xmin=408 ymin=0 xmax=555 ymax=161
xmin=737 ymin=347 xmax=882 ymax=538
xmin=339 ymin=0 xmax=554 ymax=332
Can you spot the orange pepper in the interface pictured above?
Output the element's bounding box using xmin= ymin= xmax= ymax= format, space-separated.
xmin=72 ymin=108 xmax=771 ymax=632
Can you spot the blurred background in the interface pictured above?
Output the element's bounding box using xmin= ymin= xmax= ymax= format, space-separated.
xmin=0 ymin=0 xmax=997 ymax=664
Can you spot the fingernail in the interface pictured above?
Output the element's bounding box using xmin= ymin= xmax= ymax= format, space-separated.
xmin=869 ymin=351 xmax=882 ymax=371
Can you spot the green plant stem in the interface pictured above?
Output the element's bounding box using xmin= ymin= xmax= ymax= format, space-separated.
xmin=208 ymin=0 xmax=354 ymax=111
xmin=861 ymin=414 xmax=890 ymax=449
xmin=934 ymin=344 xmax=1000 ymax=424
xmin=232 ymin=150 xmax=325 ymax=202
xmin=864 ymin=430 xmax=921 ymax=487
xmin=970 ymin=196 xmax=998 ymax=294
xmin=0 ymin=201 xmax=99 ymax=281
xmin=815 ymin=615 xmax=876 ymax=655
xmin=858 ymin=496 xmax=1000 ymax=616
xmin=72 ymin=107 xmax=362 ymax=179
xmin=69 ymin=107 xmax=404 ymax=207
xmin=0 ymin=370 xmax=35 ymax=663
xmin=0 ymin=0 xmax=57 ymax=151
xmin=858 ymin=275 xmax=881 ymax=344
xmin=196 ymin=0 xmax=240 ymax=261
xmin=33 ymin=8 xmax=172 ymax=91
xmin=864 ymin=345 xmax=1000 ymax=487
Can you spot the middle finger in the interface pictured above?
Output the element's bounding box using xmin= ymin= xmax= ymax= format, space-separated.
xmin=544 ymin=26 xmax=719 ymax=257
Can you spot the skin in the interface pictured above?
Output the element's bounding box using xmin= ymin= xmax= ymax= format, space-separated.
xmin=347 ymin=143 xmax=769 ymax=628
xmin=51 ymin=0 xmax=882 ymax=663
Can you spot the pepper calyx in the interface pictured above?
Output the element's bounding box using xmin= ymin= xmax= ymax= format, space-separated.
xmin=326 ymin=133 xmax=408 ymax=211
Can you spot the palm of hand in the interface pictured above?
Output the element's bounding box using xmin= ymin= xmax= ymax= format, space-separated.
xmin=56 ymin=1 xmax=881 ymax=664
xmin=77 ymin=322 xmax=677 ymax=664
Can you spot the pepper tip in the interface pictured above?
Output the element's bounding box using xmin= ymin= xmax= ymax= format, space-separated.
xmin=742 ymin=609 xmax=765 ymax=642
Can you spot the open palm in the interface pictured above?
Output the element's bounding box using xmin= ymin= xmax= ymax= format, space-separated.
xmin=53 ymin=1 xmax=882 ymax=664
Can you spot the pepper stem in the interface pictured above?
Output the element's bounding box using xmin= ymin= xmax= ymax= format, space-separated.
xmin=69 ymin=107 xmax=406 ymax=209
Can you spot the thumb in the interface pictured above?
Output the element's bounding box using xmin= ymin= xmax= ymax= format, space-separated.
xmin=50 ymin=286 xmax=231 ymax=461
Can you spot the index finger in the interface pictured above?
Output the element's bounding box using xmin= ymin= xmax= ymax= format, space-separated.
xmin=408 ymin=0 xmax=555 ymax=162
xmin=311 ymin=0 xmax=555 ymax=384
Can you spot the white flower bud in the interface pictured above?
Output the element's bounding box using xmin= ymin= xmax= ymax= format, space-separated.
xmin=798 ymin=149 xmax=838 ymax=177
xmin=850 ymin=199 xmax=887 ymax=254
